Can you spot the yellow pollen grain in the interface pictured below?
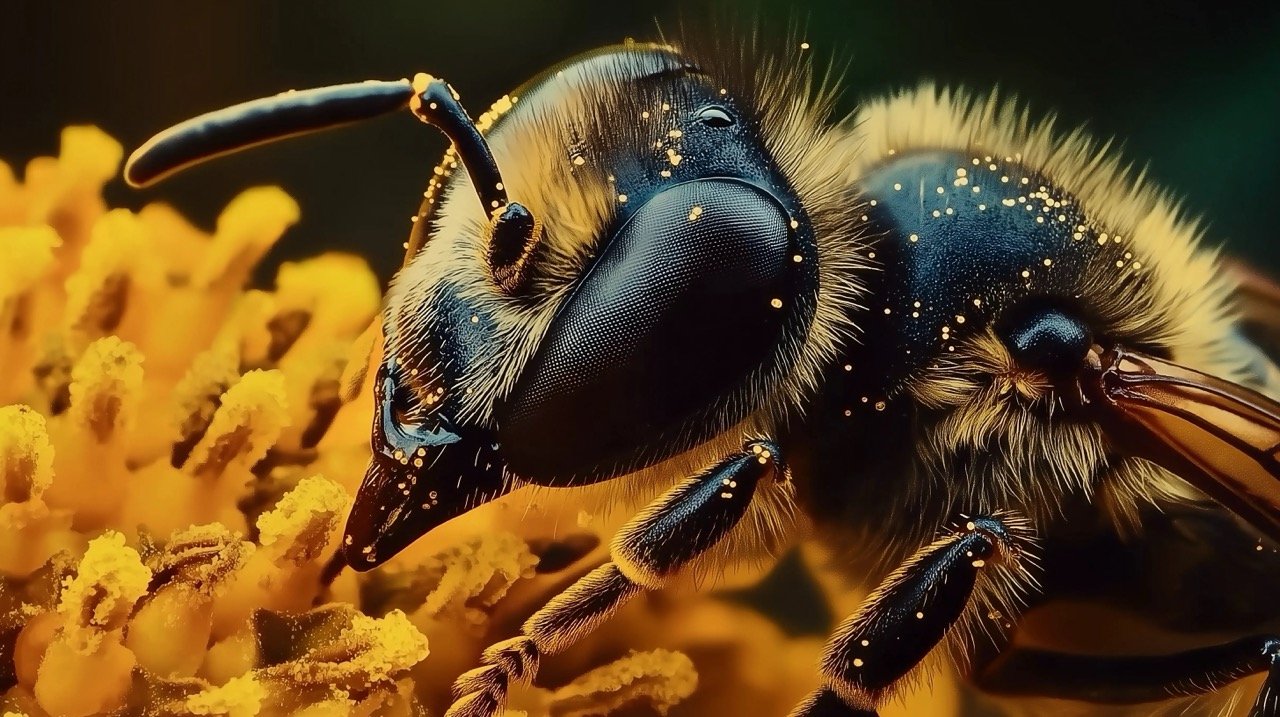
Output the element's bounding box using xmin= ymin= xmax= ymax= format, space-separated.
xmin=770 ymin=298 xmax=783 ymax=309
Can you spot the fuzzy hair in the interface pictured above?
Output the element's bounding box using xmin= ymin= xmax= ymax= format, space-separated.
xmin=841 ymin=85 xmax=1252 ymax=540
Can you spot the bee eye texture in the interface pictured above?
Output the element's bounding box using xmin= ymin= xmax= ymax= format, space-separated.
xmin=695 ymin=105 xmax=735 ymax=128
xmin=996 ymin=302 xmax=1093 ymax=378
xmin=496 ymin=178 xmax=808 ymax=482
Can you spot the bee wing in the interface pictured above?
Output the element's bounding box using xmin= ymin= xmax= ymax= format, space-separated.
xmin=1227 ymin=258 xmax=1280 ymax=339
xmin=1225 ymin=258 xmax=1280 ymax=397
xmin=1081 ymin=346 xmax=1280 ymax=542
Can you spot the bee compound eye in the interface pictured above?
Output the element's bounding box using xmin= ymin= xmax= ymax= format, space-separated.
xmin=496 ymin=179 xmax=807 ymax=483
xmin=694 ymin=105 xmax=735 ymax=128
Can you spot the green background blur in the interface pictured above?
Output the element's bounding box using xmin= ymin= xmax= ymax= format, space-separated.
xmin=3 ymin=0 xmax=1278 ymax=283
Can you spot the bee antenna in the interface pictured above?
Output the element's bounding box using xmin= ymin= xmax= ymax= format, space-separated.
xmin=125 ymin=79 xmax=415 ymax=188
xmin=126 ymin=72 xmax=538 ymax=292
xmin=124 ymin=73 xmax=514 ymax=217
xmin=406 ymin=74 xmax=510 ymax=213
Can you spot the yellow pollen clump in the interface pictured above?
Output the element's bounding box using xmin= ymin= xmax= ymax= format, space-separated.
xmin=57 ymin=531 xmax=151 ymax=653
xmin=0 ymin=406 xmax=54 ymax=503
xmin=185 ymin=369 xmax=288 ymax=480
xmin=256 ymin=474 xmax=349 ymax=564
xmin=541 ymin=649 xmax=697 ymax=716
xmin=185 ymin=674 xmax=265 ymax=717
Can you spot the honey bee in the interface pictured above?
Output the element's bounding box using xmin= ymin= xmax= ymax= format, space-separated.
xmin=126 ymin=32 xmax=1280 ymax=717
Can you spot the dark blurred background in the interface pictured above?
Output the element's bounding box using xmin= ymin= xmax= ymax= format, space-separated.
xmin=3 ymin=0 xmax=1278 ymax=283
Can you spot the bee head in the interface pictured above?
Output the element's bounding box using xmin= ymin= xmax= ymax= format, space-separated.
xmin=124 ymin=38 xmax=869 ymax=566
xmin=389 ymin=41 xmax=867 ymax=486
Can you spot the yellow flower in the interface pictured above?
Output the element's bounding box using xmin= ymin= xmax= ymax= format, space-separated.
xmin=0 ymin=128 xmax=717 ymax=717
xmin=0 ymin=127 xmax=970 ymax=717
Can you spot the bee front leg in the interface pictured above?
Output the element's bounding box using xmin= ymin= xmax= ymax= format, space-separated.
xmin=444 ymin=440 xmax=790 ymax=717
xmin=791 ymin=513 xmax=1038 ymax=717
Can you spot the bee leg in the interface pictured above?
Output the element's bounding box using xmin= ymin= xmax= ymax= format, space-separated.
xmin=444 ymin=439 xmax=789 ymax=717
xmin=790 ymin=513 xmax=1037 ymax=717
xmin=975 ymin=636 xmax=1280 ymax=715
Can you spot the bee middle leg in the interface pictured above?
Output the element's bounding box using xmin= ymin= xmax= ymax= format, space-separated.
xmin=444 ymin=439 xmax=790 ymax=717
xmin=790 ymin=513 xmax=1037 ymax=717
